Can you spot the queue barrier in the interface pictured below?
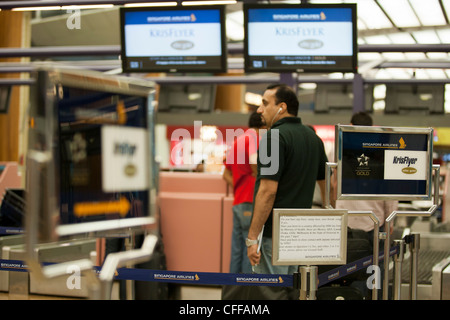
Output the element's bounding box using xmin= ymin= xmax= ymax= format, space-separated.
xmin=0 ymin=246 xmax=398 ymax=291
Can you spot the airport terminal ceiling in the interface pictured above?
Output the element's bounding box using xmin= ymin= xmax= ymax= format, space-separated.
xmin=22 ymin=0 xmax=450 ymax=79
xmin=2 ymin=0 xmax=450 ymax=122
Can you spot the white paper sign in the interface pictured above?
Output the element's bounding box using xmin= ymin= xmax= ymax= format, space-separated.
xmin=384 ymin=150 xmax=427 ymax=180
xmin=278 ymin=215 xmax=343 ymax=262
xmin=101 ymin=126 xmax=148 ymax=192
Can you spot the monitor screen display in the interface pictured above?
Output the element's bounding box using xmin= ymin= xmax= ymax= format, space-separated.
xmin=120 ymin=6 xmax=227 ymax=73
xmin=244 ymin=4 xmax=357 ymax=73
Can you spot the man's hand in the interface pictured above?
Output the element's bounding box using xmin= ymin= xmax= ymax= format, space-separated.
xmin=247 ymin=243 xmax=261 ymax=266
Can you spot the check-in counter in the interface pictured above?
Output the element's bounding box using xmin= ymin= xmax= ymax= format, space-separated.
xmin=158 ymin=171 xmax=234 ymax=273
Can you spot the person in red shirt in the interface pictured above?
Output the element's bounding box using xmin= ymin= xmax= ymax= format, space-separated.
xmin=223 ymin=111 xmax=266 ymax=273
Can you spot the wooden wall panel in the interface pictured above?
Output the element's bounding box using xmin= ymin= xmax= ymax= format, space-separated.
xmin=0 ymin=11 xmax=25 ymax=161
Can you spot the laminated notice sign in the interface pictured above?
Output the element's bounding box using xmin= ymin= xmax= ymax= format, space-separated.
xmin=272 ymin=209 xmax=347 ymax=266
xmin=336 ymin=125 xmax=433 ymax=200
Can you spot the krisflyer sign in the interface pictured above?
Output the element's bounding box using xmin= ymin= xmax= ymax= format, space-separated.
xmin=336 ymin=125 xmax=433 ymax=200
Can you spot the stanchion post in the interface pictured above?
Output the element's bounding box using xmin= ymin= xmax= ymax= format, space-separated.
xmin=393 ymin=239 xmax=406 ymax=300
xmin=409 ymin=233 xmax=420 ymax=300
xmin=324 ymin=162 xmax=337 ymax=209
xmin=125 ymin=233 xmax=135 ymax=301
xmin=299 ymin=266 xmax=318 ymax=300
xmin=383 ymin=165 xmax=440 ymax=300
xmin=347 ymin=211 xmax=380 ymax=300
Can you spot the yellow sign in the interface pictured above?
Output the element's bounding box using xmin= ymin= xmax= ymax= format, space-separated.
xmin=434 ymin=127 xmax=450 ymax=147
xmin=73 ymin=196 xmax=130 ymax=217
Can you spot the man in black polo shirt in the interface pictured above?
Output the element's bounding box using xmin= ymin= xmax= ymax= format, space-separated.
xmin=247 ymin=84 xmax=328 ymax=275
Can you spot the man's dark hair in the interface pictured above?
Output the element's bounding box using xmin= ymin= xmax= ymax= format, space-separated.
xmin=248 ymin=111 xmax=264 ymax=128
xmin=266 ymin=83 xmax=299 ymax=116
xmin=351 ymin=112 xmax=373 ymax=126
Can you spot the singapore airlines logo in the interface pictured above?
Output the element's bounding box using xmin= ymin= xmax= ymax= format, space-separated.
xmin=320 ymin=12 xmax=326 ymax=20
xmin=399 ymin=137 xmax=406 ymax=149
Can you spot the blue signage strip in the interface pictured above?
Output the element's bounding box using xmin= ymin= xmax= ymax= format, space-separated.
xmin=0 ymin=226 xmax=24 ymax=235
xmin=248 ymin=8 xmax=353 ymax=23
xmin=0 ymin=247 xmax=398 ymax=288
xmin=125 ymin=9 xmax=221 ymax=25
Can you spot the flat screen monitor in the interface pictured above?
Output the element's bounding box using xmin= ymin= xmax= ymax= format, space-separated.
xmin=314 ymin=84 xmax=374 ymax=113
xmin=244 ymin=3 xmax=357 ymax=73
xmin=384 ymin=84 xmax=445 ymax=114
xmin=157 ymin=84 xmax=216 ymax=113
xmin=120 ymin=5 xmax=227 ymax=74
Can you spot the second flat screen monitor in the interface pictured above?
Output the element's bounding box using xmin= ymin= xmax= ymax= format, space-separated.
xmin=244 ymin=4 xmax=357 ymax=74
xmin=120 ymin=6 xmax=227 ymax=73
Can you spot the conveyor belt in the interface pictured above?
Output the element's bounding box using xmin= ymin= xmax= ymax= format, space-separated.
xmin=398 ymin=250 xmax=450 ymax=285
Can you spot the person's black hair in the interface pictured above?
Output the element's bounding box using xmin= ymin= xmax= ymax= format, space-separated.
xmin=248 ymin=111 xmax=264 ymax=128
xmin=266 ymin=83 xmax=299 ymax=116
xmin=351 ymin=112 xmax=373 ymax=126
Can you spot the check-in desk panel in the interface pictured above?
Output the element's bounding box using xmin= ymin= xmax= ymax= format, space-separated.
xmin=158 ymin=172 xmax=234 ymax=273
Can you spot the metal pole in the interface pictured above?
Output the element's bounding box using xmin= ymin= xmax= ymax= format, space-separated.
xmin=125 ymin=233 xmax=135 ymax=300
xmin=371 ymin=221 xmax=380 ymax=300
xmin=299 ymin=266 xmax=318 ymax=300
xmin=347 ymin=210 xmax=380 ymax=300
xmin=352 ymin=73 xmax=365 ymax=113
xmin=324 ymin=162 xmax=337 ymax=209
xmin=409 ymin=233 xmax=420 ymax=300
xmin=383 ymin=207 xmax=438 ymax=299
xmin=393 ymin=239 xmax=406 ymax=300
xmin=383 ymin=219 xmax=391 ymax=300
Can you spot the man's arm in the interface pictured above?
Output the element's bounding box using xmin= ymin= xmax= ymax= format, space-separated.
xmin=250 ymin=163 xmax=257 ymax=177
xmin=247 ymin=178 xmax=278 ymax=266
xmin=317 ymin=179 xmax=332 ymax=208
xmin=222 ymin=168 xmax=233 ymax=188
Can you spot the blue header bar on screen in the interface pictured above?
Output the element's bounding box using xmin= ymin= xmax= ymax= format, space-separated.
xmin=125 ymin=9 xmax=221 ymax=25
xmin=248 ymin=8 xmax=353 ymax=23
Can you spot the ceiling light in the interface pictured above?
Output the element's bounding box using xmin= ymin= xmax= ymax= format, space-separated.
xmin=425 ymin=69 xmax=447 ymax=79
xmin=409 ymin=0 xmax=447 ymax=26
xmin=182 ymin=1 xmax=237 ymax=6
xmin=388 ymin=33 xmax=415 ymax=44
xmin=426 ymin=52 xmax=449 ymax=59
xmin=404 ymin=52 xmax=427 ymax=60
xmin=61 ymin=5 xmax=114 ymax=10
xmin=436 ymin=29 xmax=450 ymax=43
xmin=442 ymin=0 xmax=450 ymax=17
xmin=377 ymin=0 xmax=421 ymax=28
xmin=414 ymin=69 xmax=430 ymax=79
xmin=357 ymin=0 xmax=393 ymax=29
xmin=382 ymin=52 xmax=406 ymax=60
xmin=386 ymin=68 xmax=411 ymax=79
xmin=364 ymin=35 xmax=392 ymax=44
xmin=124 ymin=2 xmax=178 ymax=7
xmin=12 ymin=6 xmax=62 ymax=11
xmin=412 ymin=30 xmax=441 ymax=44
xmin=358 ymin=52 xmax=384 ymax=61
